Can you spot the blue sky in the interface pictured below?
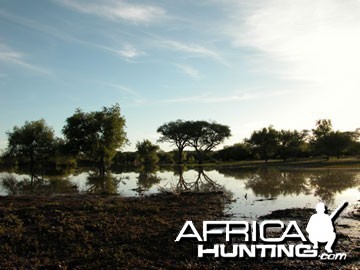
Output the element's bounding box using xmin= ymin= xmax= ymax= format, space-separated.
xmin=1 ymin=0 xmax=360 ymax=151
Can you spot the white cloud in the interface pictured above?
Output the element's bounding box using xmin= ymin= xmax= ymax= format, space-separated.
xmin=175 ymin=64 xmax=200 ymax=79
xmin=0 ymin=44 xmax=50 ymax=75
xmin=118 ymin=44 xmax=143 ymax=58
xmin=97 ymin=43 xmax=145 ymax=61
xmin=225 ymin=0 xmax=360 ymax=93
xmin=161 ymin=40 xmax=229 ymax=66
xmin=56 ymin=0 xmax=166 ymax=24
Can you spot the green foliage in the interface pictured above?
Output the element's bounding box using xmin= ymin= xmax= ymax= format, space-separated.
xmin=157 ymin=120 xmax=192 ymax=164
xmin=312 ymin=119 xmax=333 ymax=138
xmin=311 ymin=119 xmax=356 ymax=158
xmin=157 ymin=151 xmax=175 ymax=165
xmin=157 ymin=120 xmax=231 ymax=164
xmin=217 ymin=143 xmax=251 ymax=162
xmin=63 ymin=104 xmax=128 ymax=176
xmin=246 ymin=126 xmax=279 ymax=163
xmin=136 ymin=139 xmax=160 ymax=167
xmin=278 ymin=129 xmax=308 ymax=161
xmin=113 ymin=151 xmax=137 ymax=167
xmin=5 ymin=119 xmax=56 ymax=180
xmin=186 ymin=121 xmax=231 ymax=156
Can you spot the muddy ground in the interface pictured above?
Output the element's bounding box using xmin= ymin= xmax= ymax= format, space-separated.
xmin=0 ymin=193 xmax=358 ymax=269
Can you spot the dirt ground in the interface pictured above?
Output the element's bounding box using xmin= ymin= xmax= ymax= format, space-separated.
xmin=0 ymin=193 xmax=358 ymax=269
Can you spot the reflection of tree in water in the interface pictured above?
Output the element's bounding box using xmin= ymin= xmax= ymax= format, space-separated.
xmin=217 ymin=168 xmax=258 ymax=181
xmin=86 ymin=172 xmax=123 ymax=194
xmin=307 ymin=170 xmax=360 ymax=204
xmin=244 ymin=168 xmax=310 ymax=198
xmin=1 ymin=174 xmax=78 ymax=195
xmin=173 ymin=167 xmax=222 ymax=192
xmin=135 ymin=165 xmax=161 ymax=194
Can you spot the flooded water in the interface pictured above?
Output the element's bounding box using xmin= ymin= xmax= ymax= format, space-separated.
xmin=1 ymin=167 xmax=359 ymax=219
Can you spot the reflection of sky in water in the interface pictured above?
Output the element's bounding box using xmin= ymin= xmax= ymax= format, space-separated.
xmin=1 ymin=169 xmax=359 ymax=218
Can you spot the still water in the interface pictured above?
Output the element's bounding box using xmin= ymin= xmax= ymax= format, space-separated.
xmin=1 ymin=167 xmax=359 ymax=218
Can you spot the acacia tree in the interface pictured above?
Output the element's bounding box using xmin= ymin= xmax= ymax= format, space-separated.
xmin=63 ymin=104 xmax=128 ymax=176
xmin=247 ymin=126 xmax=279 ymax=163
xmin=5 ymin=119 xmax=56 ymax=182
xmin=187 ymin=121 xmax=231 ymax=164
xmin=157 ymin=120 xmax=191 ymax=164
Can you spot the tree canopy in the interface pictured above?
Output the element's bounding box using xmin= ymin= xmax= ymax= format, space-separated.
xmin=5 ymin=119 xmax=56 ymax=182
xmin=157 ymin=120 xmax=192 ymax=164
xmin=186 ymin=121 xmax=231 ymax=163
xmin=311 ymin=119 xmax=355 ymax=158
xmin=63 ymin=104 xmax=128 ymax=176
xmin=136 ymin=139 xmax=160 ymax=167
xmin=157 ymin=120 xmax=231 ymax=164
xmin=246 ymin=126 xmax=279 ymax=163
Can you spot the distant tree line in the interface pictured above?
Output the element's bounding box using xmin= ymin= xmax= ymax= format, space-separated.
xmin=217 ymin=119 xmax=360 ymax=163
xmin=1 ymin=102 xmax=360 ymax=181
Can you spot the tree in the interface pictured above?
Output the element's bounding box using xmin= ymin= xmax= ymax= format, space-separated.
xmin=217 ymin=143 xmax=251 ymax=162
xmin=278 ymin=129 xmax=308 ymax=161
xmin=157 ymin=120 xmax=191 ymax=164
xmin=157 ymin=151 xmax=175 ymax=165
xmin=5 ymin=119 xmax=55 ymax=182
xmin=246 ymin=126 xmax=279 ymax=163
xmin=136 ymin=140 xmax=160 ymax=167
xmin=63 ymin=104 xmax=128 ymax=176
xmin=312 ymin=119 xmax=332 ymax=139
xmin=187 ymin=121 xmax=231 ymax=164
xmin=323 ymin=131 xmax=354 ymax=159
xmin=311 ymin=119 xmax=355 ymax=158
xmin=311 ymin=119 xmax=333 ymax=157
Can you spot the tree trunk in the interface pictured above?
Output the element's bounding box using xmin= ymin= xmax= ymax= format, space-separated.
xmin=99 ymin=154 xmax=106 ymax=177
xmin=196 ymin=150 xmax=203 ymax=164
xmin=30 ymin=152 xmax=35 ymax=185
xmin=177 ymin=148 xmax=183 ymax=164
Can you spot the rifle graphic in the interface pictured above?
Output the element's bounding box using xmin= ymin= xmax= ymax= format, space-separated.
xmin=330 ymin=201 xmax=348 ymax=221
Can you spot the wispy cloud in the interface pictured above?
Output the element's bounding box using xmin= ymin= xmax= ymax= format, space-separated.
xmin=0 ymin=44 xmax=50 ymax=75
xmin=0 ymin=9 xmax=145 ymax=62
xmin=101 ymin=44 xmax=145 ymax=60
xmin=56 ymin=0 xmax=166 ymax=24
xmin=160 ymin=90 xmax=288 ymax=104
xmin=161 ymin=40 xmax=229 ymax=66
xmin=0 ymin=9 xmax=80 ymax=43
xmin=224 ymin=0 xmax=360 ymax=89
xmin=175 ymin=64 xmax=200 ymax=79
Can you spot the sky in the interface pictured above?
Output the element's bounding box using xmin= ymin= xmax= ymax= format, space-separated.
xmin=1 ymin=0 xmax=360 ymax=152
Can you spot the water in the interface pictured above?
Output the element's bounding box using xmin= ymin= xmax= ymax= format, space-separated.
xmin=1 ymin=167 xmax=359 ymax=219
